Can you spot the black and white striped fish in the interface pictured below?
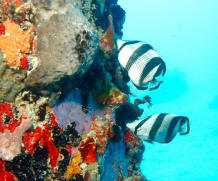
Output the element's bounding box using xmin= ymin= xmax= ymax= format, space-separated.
xmin=126 ymin=113 xmax=190 ymax=143
xmin=117 ymin=39 xmax=166 ymax=91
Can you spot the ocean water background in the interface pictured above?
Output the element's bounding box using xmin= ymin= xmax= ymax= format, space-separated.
xmin=118 ymin=0 xmax=218 ymax=180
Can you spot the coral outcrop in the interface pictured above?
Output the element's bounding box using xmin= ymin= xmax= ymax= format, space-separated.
xmin=0 ymin=0 xmax=149 ymax=180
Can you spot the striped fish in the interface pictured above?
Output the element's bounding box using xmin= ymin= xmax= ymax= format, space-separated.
xmin=126 ymin=113 xmax=190 ymax=143
xmin=117 ymin=39 xmax=166 ymax=91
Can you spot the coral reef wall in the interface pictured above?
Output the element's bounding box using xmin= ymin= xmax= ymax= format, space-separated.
xmin=0 ymin=0 xmax=146 ymax=180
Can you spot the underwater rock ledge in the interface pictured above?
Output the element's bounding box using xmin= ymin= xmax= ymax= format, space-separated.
xmin=0 ymin=0 xmax=147 ymax=180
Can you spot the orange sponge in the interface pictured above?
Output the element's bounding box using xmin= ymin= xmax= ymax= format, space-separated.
xmin=0 ymin=20 xmax=33 ymax=67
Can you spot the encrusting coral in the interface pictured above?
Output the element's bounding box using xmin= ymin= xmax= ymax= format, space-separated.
xmin=65 ymin=152 xmax=82 ymax=179
xmin=90 ymin=116 xmax=113 ymax=155
xmin=106 ymin=87 xmax=128 ymax=107
xmin=0 ymin=159 xmax=17 ymax=181
xmin=0 ymin=104 xmax=32 ymax=161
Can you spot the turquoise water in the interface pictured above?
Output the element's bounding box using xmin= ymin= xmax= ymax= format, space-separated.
xmin=118 ymin=0 xmax=218 ymax=180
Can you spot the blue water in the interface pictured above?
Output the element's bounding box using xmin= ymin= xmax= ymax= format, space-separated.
xmin=118 ymin=0 xmax=218 ymax=180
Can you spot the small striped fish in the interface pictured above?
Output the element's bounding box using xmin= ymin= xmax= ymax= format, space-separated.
xmin=117 ymin=39 xmax=166 ymax=91
xmin=127 ymin=113 xmax=190 ymax=143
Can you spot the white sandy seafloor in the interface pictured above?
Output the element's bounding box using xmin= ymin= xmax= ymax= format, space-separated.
xmin=118 ymin=0 xmax=218 ymax=180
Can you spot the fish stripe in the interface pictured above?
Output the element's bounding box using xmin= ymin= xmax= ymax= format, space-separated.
xmin=125 ymin=44 xmax=153 ymax=71
xmin=139 ymin=57 xmax=163 ymax=85
xmin=134 ymin=116 xmax=151 ymax=135
xmin=118 ymin=40 xmax=140 ymax=53
xmin=149 ymin=113 xmax=167 ymax=140
xmin=166 ymin=116 xmax=180 ymax=142
xmin=153 ymin=61 xmax=165 ymax=78
xmin=161 ymin=61 xmax=167 ymax=76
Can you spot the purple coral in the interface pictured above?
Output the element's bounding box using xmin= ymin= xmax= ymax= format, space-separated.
xmin=53 ymin=90 xmax=102 ymax=134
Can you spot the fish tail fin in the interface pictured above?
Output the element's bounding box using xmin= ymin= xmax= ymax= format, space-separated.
xmin=179 ymin=117 xmax=190 ymax=135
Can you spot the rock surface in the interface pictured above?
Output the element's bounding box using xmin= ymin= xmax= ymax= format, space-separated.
xmin=25 ymin=0 xmax=98 ymax=87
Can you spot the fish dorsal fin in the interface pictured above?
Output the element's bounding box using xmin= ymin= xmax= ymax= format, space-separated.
xmin=117 ymin=39 xmax=141 ymax=53
xmin=117 ymin=39 xmax=126 ymax=51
